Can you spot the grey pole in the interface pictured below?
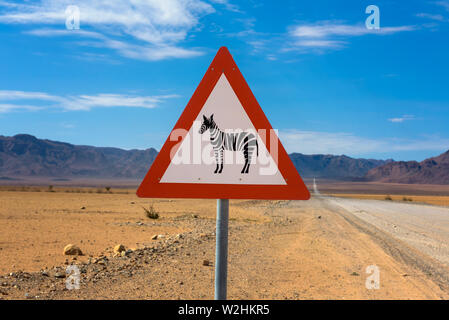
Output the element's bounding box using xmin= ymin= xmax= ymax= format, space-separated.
xmin=215 ymin=198 xmax=229 ymax=300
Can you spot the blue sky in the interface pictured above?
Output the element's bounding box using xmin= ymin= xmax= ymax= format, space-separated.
xmin=0 ymin=0 xmax=449 ymax=161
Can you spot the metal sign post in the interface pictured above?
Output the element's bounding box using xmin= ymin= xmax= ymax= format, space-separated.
xmin=214 ymin=199 xmax=229 ymax=300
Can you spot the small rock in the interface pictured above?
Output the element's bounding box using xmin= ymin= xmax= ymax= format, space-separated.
xmin=63 ymin=244 xmax=83 ymax=256
xmin=113 ymin=244 xmax=126 ymax=254
xmin=317 ymin=216 xmax=322 ymax=219
xmin=202 ymin=260 xmax=210 ymax=266
xmin=199 ymin=233 xmax=207 ymax=238
xmin=54 ymin=272 xmax=65 ymax=279
xmin=81 ymin=207 xmax=86 ymax=210
xmin=151 ymin=234 xmax=158 ymax=240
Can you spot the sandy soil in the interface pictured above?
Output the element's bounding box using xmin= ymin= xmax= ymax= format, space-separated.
xmin=1 ymin=189 xmax=449 ymax=300
xmin=311 ymin=180 xmax=449 ymax=196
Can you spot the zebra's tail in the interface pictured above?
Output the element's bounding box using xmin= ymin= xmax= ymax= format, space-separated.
xmin=256 ymin=139 xmax=259 ymax=157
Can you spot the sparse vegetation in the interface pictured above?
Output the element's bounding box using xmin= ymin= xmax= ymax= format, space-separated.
xmin=105 ymin=186 xmax=111 ymax=193
xmin=143 ymin=204 xmax=159 ymax=219
xmin=402 ymin=197 xmax=413 ymax=202
xmin=47 ymin=185 xmax=54 ymax=192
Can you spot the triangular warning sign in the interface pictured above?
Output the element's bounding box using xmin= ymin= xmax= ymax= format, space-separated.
xmin=137 ymin=47 xmax=310 ymax=200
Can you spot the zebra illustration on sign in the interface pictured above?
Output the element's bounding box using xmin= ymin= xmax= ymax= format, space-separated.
xmin=199 ymin=114 xmax=259 ymax=174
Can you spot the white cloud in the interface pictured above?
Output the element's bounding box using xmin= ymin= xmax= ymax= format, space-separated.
xmin=293 ymin=40 xmax=346 ymax=49
xmin=0 ymin=90 xmax=179 ymax=112
xmin=280 ymin=129 xmax=449 ymax=156
xmin=287 ymin=21 xmax=415 ymax=52
xmin=0 ymin=103 xmax=42 ymax=113
xmin=290 ymin=23 xmax=414 ymax=38
xmin=436 ymin=0 xmax=449 ymax=11
xmin=209 ymin=0 xmax=241 ymax=13
xmin=387 ymin=115 xmax=415 ymax=123
xmin=0 ymin=0 xmax=215 ymax=60
xmin=416 ymin=13 xmax=446 ymax=21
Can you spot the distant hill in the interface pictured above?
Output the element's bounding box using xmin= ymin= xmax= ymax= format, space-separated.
xmin=290 ymin=153 xmax=392 ymax=180
xmin=0 ymin=134 xmax=157 ymax=179
xmin=365 ymin=150 xmax=449 ymax=185
xmin=0 ymin=134 xmax=389 ymax=181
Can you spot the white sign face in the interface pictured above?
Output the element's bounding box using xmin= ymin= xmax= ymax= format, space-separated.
xmin=160 ymin=74 xmax=286 ymax=185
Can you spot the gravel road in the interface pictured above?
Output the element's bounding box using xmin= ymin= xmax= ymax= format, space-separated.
xmin=328 ymin=196 xmax=449 ymax=267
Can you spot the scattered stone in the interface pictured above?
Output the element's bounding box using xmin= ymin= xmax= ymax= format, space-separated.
xmin=63 ymin=244 xmax=83 ymax=256
xmin=81 ymin=207 xmax=86 ymax=210
xmin=54 ymin=272 xmax=65 ymax=279
xmin=317 ymin=216 xmax=322 ymax=219
xmin=202 ymin=259 xmax=210 ymax=266
xmin=350 ymin=272 xmax=360 ymax=276
xmin=113 ymin=244 xmax=126 ymax=254
xmin=191 ymin=214 xmax=199 ymax=218
xmin=151 ymin=234 xmax=158 ymax=240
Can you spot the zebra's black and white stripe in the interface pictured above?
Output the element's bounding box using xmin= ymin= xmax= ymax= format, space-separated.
xmin=199 ymin=114 xmax=258 ymax=174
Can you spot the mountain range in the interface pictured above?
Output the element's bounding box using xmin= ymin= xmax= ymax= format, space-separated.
xmin=0 ymin=134 xmax=157 ymax=180
xmin=0 ymin=134 xmax=448 ymax=184
xmin=365 ymin=150 xmax=449 ymax=185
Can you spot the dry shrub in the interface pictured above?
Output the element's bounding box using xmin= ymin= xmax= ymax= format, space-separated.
xmin=143 ymin=204 xmax=159 ymax=219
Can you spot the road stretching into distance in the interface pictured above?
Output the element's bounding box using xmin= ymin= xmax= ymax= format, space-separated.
xmin=309 ymin=180 xmax=449 ymax=297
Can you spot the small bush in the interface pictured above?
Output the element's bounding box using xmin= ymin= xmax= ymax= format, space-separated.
xmin=143 ymin=204 xmax=159 ymax=219
xmin=47 ymin=185 xmax=55 ymax=192
xmin=105 ymin=186 xmax=111 ymax=193
xmin=385 ymin=195 xmax=393 ymax=201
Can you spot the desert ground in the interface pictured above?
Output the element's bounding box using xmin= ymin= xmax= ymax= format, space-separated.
xmin=1 ymin=184 xmax=449 ymax=300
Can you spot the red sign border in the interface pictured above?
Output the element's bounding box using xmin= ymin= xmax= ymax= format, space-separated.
xmin=137 ymin=47 xmax=310 ymax=200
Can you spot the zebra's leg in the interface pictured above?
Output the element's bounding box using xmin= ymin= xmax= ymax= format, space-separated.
xmin=214 ymin=149 xmax=219 ymax=174
xmin=218 ymin=149 xmax=224 ymax=174
xmin=241 ymin=161 xmax=248 ymax=174
xmin=245 ymin=147 xmax=255 ymax=173
xmin=241 ymin=144 xmax=249 ymax=174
